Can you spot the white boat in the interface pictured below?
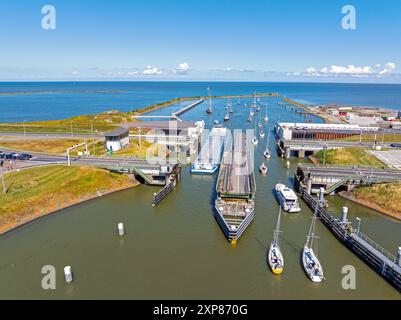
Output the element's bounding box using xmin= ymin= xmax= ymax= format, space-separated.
xmin=259 ymin=130 xmax=265 ymax=139
xmin=206 ymin=87 xmax=213 ymax=114
xmin=302 ymin=204 xmax=324 ymax=283
xmin=264 ymin=131 xmax=271 ymax=158
xmin=264 ymin=103 xmax=269 ymax=122
xmin=268 ymin=208 xmax=284 ymax=275
xmin=275 ymin=183 xmax=301 ymax=213
xmin=190 ymin=163 xmax=219 ymax=175
xmin=259 ymin=162 xmax=268 ymax=175
xmin=264 ymin=149 xmax=271 ymax=159
xmin=258 ymin=122 xmax=262 ymax=128
xmin=252 ymin=137 xmax=258 ymax=145
xmin=224 ymin=112 xmax=230 ymax=122
xmin=214 ymin=120 xmax=219 ymax=125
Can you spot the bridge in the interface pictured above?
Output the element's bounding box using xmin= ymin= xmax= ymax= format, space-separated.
xmin=295 ymin=164 xmax=401 ymax=195
xmin=277 ymin=139 xmax=381 ymax=159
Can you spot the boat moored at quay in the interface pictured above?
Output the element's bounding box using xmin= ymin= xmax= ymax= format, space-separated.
xmin=214 ymin=131 xmax=256 ymax=244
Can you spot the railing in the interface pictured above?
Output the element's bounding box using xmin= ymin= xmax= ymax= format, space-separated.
xmin=351 ymin=230 xmax=398 ymax=264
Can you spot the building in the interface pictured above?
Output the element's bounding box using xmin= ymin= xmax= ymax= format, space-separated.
xmin=104 ymin=128 xmax=130 ymax=152
xmin=126 ymin=120 xmax=204 ymax=154
xmin=275 ymin=122 xmax=379 ymax=141
xmin=398 ymin=111 xmax=401 ymax=119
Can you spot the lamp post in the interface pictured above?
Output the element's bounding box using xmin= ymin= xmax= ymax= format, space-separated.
xmin=322 ymin=144 xmax=328 ymax=167
xmin=356 ymin=217 xmax=362 ymax=235
xmin=23 ymin=120 xmax=26 ymax=136
xmin=0 ymin=160 xmax=6 ymax=194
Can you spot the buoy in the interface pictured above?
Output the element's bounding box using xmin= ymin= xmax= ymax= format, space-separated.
xmin=118 ymin=223 xmax=125 ymax=236
xmin=286 ymin=161 xmax=290 ymax=169
xmin=64 ymin=266 xmax=73 ymax=284
xmin=397 ymin=247 xmax=401 ymax=267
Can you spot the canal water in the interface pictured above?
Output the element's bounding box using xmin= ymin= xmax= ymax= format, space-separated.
xmin=0 ymin=96 xmax=400 ymax=299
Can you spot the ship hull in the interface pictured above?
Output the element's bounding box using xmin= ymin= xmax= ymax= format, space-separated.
xmin=214 ymin=205 xmax=255 ymax=242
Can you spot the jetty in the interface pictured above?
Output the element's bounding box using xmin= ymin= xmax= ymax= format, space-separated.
xmin=301 ymin=189 xmax=401 ymax=292
xmin=215 ymin=131 xmax=256 ymax=243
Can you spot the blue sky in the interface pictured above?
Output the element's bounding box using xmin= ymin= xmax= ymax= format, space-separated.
xmin=0 ymin=0 xmax=400 ymax=82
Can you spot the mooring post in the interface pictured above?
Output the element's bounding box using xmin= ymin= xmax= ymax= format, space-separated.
xmin=342 ymin=207 xmax=349 ymax=224
xmin=397 ymin=247 xmax=401 ymax=267
xmin=318 ymin=187 xmax=325 ymax=204
xmin=64 ymin=266 xmax=73 ymax=284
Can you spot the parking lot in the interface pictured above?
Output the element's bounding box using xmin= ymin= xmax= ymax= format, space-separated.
xmin=369 ymin=150 xmax=401 ymax=170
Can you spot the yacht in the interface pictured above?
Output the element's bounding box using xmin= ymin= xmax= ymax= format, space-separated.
xmin=190 ymin=162 xmax=219 ymax=175
xmin=206 ymin=88 xmax=213 ymax=114
xmin=302 ymin=203 xmax=324 ymax=282
xmin=224 ymin=110 xmax=230 ymax=122
xmin=259 ymin=162 xmax=268 ymax=175
xmin=259 ymin=130 xmax=265 ymax=139
xmin=275 ymin=183 xmax=301 ymax=213
xmin=263 ymin=131 xmax=271 ymax=158
xmin=268 ymin=208 xmax=284 ymax=275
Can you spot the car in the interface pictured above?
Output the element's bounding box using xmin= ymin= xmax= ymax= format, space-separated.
xmin=5 ymin=153 xmax=17 ymax=160
xmin=0 ymin=153 xmax=5 ymax=159
xmin=390 ymin=143 xmax=401 ymax=148
xmin=17 ymin=153 xmax=32 ymax=160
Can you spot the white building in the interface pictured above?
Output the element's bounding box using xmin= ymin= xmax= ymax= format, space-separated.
xmin=275 ymin=122 xmax=379 ymax=141
xmin=104 ymin=128 xmax=130 ymax=152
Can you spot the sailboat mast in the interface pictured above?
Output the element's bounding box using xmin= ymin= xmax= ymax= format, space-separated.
xmin=208 ymin=88 xmax=212 ymax=112
xmin=273 ymin=207 xmax=282 ymax=244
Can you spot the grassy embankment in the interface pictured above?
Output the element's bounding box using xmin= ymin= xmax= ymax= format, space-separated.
xmin=0 ymin=110 xmax=136 ymax=134
xmin=336 ymin=133 xmax=401 ymax=143
xmin=0 ymin=138 xmax=104 ymax=156
xmin=0 ymin=165 xmax=138 ymax=234
xmin=348 ymin=183 xmax=401 ymax=220
xmin=0 ymin=93 xmax=279 ymax=134
xmin=312 ymin=147 xmax=386 ymax=167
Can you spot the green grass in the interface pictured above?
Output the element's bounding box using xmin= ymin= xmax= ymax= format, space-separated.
xmin=353 ymin=183 xmax=401 ymax=218
xmin=314 ymin=147 xmax=386 ymax=167
xmin=336 ymin=133 xmax=401 ymax=143
xmin=0 ymin=165 xmax=137 ymax=231
xmin=0 ymin=138 xmax=99 ymax=155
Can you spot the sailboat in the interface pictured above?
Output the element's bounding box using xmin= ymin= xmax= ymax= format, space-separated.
xmin=206 ymin=88 xmax=213 ymax=114
xmin=264 ymin=103 xmax=269 ymax=122
xmin=224 ymin=110 xmax=230 ymax=122
xmin=247 ymin=104 xmax=254 ymax=123
xmin=259 ymin=162 xmax=268 ymax=175
xmin=302 ymin=203 xmax=324 ymax=283
xmin=252 ymin=120 xmax=258 ymax=145
xmin=268 ymin=207 xmax=284 ymax=275
xmin=263 ymin=130 xmax=271 ymax=159
xmin=259 ymin=129 xmax=265 ymax=139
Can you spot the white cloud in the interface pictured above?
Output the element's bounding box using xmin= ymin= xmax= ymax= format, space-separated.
xmin=143 ymin=66 xmax=162 ymax=75
xmin=305 ymin=62 xmax=396 ymax=77
xmin=173 ymin=62 xmax=190 ymax=75
xmin=379 ymin=62 xmax=396 ymax=75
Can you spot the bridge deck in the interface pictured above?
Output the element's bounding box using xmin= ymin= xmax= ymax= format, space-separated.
xmin=217 ymin=131 xmax=255 ymax=197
